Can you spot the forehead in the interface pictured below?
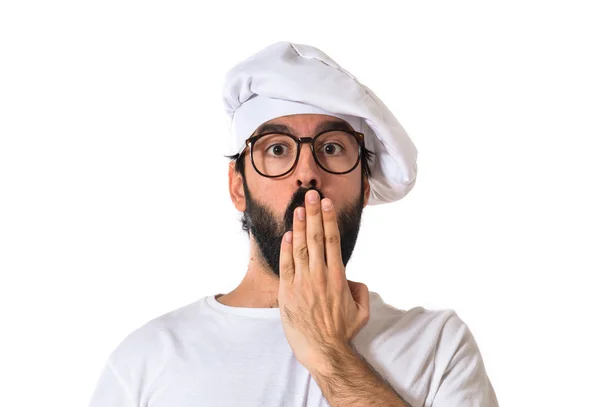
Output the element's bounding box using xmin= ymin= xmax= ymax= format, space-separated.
xmin=253 ymin=114 xmax=355 ymax=135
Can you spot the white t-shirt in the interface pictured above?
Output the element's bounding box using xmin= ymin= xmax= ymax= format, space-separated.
xmin=88 ymin=292 xmax=498 ymax=407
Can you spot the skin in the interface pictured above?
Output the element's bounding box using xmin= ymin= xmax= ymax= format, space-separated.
xmin=219 ymin=113 xmax=412 ymax=406
xmin=277 ymin=188 xmax=371 ymax=372
xmin=220 ymin=113 xmax=371 ymax=309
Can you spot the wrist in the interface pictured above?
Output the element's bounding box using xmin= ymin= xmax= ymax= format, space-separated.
xmin=309 ymin=340 xmax=356 ymax=377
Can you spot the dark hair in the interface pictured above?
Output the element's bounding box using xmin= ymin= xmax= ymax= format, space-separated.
xmin=225 ymin=147 xmax=375 ymax=180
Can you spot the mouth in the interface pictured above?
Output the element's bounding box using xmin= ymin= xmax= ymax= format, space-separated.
xmin=289 ymin=189 xmax=322 ymax=214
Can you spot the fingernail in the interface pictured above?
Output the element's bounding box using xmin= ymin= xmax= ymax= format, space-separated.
xmin=307 ymin=190 xmax=319 ymax=203
xmin=297 ymin=207 xmax=305 ymax=221
xmin=321 ymin=199 xmax=332 ymax=211
xmin=285 ymin=231 xmax=292 ymax=243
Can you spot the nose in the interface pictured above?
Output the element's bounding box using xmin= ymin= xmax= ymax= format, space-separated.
xmin=294 ymin=141 xmax=322 ymax=189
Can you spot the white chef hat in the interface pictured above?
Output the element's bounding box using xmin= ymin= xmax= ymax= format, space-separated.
xmin=222 ymin=41 xmax=418 ymax=205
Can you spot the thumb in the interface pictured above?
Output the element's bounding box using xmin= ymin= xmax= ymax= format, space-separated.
xmin=347 ymin=279 xmax=370 ymax=312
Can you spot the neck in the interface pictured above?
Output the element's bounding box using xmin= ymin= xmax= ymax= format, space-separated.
xmin=216 ymin=237 xmax=281 ymax=309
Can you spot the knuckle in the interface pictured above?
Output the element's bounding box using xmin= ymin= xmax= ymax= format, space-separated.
xmin=308 ymin=206 xmax=321 ymax=216
xmin=296 ymin=246 xmax=309 ymax=261
xmin=326 ymin=234 xmax=340 ymax=245
xmin=281 ymin=264 xmax=295 ymax=276
xmin=313 ymin=273 xmax=327 ymax=288
xmin=300 ymin=276 xmax=311 ymax=291
xmin=311 ymin=232 xmax=323 ymax=243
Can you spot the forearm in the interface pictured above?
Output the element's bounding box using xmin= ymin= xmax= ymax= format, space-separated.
xmin=310 ymin=341 xmax=412 ymax=407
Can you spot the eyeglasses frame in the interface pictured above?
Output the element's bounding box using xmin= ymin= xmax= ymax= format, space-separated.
xmin=243 ymin=129 xmax=365 ymax=178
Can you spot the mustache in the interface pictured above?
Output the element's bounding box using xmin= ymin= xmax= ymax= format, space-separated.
xmin=283 ymin=187 xmax=324 ymax=231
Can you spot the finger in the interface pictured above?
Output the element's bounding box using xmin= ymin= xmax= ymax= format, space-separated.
xmin=320 ymin=198 xmax=342 ymax=269
xmin=304 ymin=190 xmax=325 ymax=274
xmin=292 ymin=206 xmax=309 ymax=278
xmin=279 ymin=231 xmax=295 ymax=283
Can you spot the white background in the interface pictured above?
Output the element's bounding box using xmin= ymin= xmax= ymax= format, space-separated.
xmin=1 ymin=1 xmax=599 ymax=406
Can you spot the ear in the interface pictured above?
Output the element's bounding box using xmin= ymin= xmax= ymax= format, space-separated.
xmin=362 ymin=176 xmax=370 ymax=208
xmin=228 ymin=161 xmax=246 ymax=212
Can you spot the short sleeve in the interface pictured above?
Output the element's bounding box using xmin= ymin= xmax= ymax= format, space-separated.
xmin=88 ymin=361 xmax=137 ymax=407
xmin=430 ymin=312 xmax=499 ymax=407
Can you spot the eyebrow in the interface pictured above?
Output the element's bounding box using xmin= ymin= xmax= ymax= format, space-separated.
xmin=253 ymin=119 xmax=355 ymax=136
xmin=253 ymin=123 xmax=292 ymax=135
xmin=314 ymin=119 xmax=355 ymax=134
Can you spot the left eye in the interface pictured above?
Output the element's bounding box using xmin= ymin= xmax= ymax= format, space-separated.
xmin=319 ymin=143 xmax=343 ymax=155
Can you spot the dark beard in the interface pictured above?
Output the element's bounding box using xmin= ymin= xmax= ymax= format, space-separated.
xmin=240 ymin=179 xmax=365 ymax=277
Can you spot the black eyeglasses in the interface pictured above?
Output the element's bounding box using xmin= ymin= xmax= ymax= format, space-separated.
xmin=243 ymin=129 xmax=365 ymax=178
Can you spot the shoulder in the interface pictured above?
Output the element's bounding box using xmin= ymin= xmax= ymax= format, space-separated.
xmin=89 ymin=298 xmax=207 ymax=405
xmin=103 ymin=298 xmax=206 ymax=385
xmin=366 ymin=291 xmax=462 ymax=331
xmin=360 ymin=292 xmax=498 ymax=405
xmin=362 ymin=291 xmax=478 ymax=357
xmin=113 ymin=298 xmax=201 ymax=354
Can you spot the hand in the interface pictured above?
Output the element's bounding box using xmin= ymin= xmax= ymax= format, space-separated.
xmin=278 ymin=190 xmax=370 ymax=372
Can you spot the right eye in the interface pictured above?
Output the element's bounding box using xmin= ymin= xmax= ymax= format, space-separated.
xmin=266 ymin=144 xmax=290 ymax=156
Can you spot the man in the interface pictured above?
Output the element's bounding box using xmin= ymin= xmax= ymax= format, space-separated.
xmin=88 ymin=42 xmax=498 ymax=407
